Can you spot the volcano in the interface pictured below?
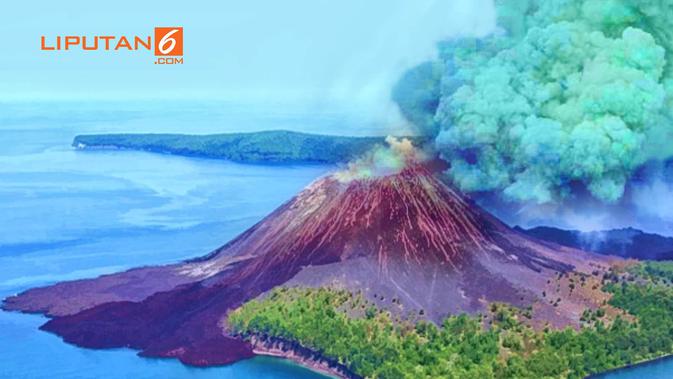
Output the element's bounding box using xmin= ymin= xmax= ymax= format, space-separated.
xmin=2 ymin=162 xmax=616 ymax=366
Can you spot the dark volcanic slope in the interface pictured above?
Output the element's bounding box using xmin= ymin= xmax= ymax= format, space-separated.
xmin=518 ymin=226 xmax=673 ymax=261
xmin=3 ymin=164 xmax=616 ymax=366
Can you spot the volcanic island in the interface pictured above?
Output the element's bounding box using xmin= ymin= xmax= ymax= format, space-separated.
xmin=4 ymin=138 xmax=671 ymax=378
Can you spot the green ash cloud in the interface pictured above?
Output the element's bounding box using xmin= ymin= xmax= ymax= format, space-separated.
xmin=394 ymin=0 xmax=673 ymax=204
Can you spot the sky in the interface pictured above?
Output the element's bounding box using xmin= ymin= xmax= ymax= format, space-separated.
xmin=2 ymin=1 xmax=673 ymax=236
xmin=0 ymin=0 xmax=495 ymax=105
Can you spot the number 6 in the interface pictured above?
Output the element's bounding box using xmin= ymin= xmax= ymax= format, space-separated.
xmin=159 ymin=29 xmax=179 ymax=55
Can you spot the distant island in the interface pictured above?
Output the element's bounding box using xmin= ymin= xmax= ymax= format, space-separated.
xmin=73 ymin=131 xmax=428 ymax=164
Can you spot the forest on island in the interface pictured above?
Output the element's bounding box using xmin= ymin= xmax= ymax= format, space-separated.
xmin=229 ymin=261 xmax=673 ymax=379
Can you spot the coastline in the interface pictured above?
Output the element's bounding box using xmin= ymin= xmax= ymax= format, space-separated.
xmin=73 ymin=143 xmax=335 ymax=167
xmin=71 ymin=131 xmax=429 ymax=165
xmin=587 ymin=353 xmax=673 ymax=378
xmin=245 ymin=334 xmax=361 ymax=379
xmin=247 ymin=330 xmax=673 ymax=379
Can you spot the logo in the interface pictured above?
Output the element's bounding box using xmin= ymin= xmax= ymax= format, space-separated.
xmin=154 ymin=27 xmax=183 ymax=56
xmin=40 ymin=27 xmax=184 ymax=65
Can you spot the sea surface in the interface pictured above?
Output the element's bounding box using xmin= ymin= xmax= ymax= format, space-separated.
xmin=591 ymin=357 xmax=673 ymax=379
xmin=0 ymin=100 xmax=669 ymax=378
xmin=0 ymin=100 xmax=357 ymax=379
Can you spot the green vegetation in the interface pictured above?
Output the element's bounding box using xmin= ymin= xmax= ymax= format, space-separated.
xmin=229 ymin=262 xmax=673 ymax=378
xmin=629 ymin=261 xmax=673 ymax=284
xmin=73 ymin=131 xmax=428 ymax=164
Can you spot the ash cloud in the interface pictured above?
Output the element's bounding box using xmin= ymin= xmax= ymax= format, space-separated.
xmin=630 ymin=162 xmax=673 ymax=233
xmin=393 ymin=0 xmax=673 ymax=208
xmin=477 ymin=160 xmax=673 ymax=236
xmin=633 ymin=179 xmax=673 ymax=223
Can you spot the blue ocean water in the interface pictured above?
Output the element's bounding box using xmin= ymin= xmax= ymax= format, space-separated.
xmin=0 ymin=101 xmax=355 ymax=379
xmin=0 ymin=101 xmax=669 ymax=378
xmin=592 ymin=357 xmax=673 ymax=379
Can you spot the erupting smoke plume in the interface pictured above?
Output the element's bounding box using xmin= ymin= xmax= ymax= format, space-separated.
xmin=394 ymin=0 xmax=673 ymax=205
xmin=335 ymin=136 xmax=428 ymax=183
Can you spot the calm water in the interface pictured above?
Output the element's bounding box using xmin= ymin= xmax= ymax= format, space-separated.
xmin=0 ymin=101 xmax=669 ymax=378
xmin=590 ymin=357 xmax=673 ymax=379
xmin=0 ymin=101 xmax=350 ymax=379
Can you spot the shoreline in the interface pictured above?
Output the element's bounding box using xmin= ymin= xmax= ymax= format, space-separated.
xmin=586 ymin=353 xmax=673 ymax=378
xmin=245 ymin=334 xmax=360 ymax=379
xmin=253 ymin=349 xmax=342 ymax=379
xmin=248 ymin=330 xmax=673 ymax=379
xmin=73 ymin=144 xmax=335 ymax=167
xmin=71 ymin=131 xmax=429 ymax=165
